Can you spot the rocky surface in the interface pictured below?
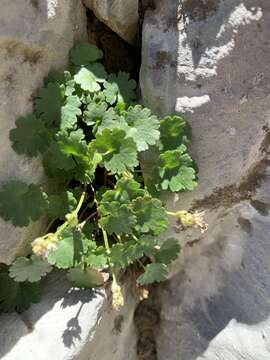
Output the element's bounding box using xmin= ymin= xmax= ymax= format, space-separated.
xmin=140 ymin=0 xmax=270 ymax=359
xmin=83 ymin=0 xmax=139 ymax=45
xmin=0 ymin=272 xmax=105 ymax=360
xmin=0 ymin=0 xmax=87 ymax=264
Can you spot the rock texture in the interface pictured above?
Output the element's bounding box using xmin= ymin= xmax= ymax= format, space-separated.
xmin=0 ymin=273 xmax=105 ymax=360
xmin=0 ymin=0 xmax=87 ymax=264
xmin=83 ymin=0 xmax=139 ymax=45
xmin=140 ymin=0 xmax=270 ymax=359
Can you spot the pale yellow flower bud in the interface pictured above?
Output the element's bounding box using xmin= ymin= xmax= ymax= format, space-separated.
xmin=176 ymin=210 xmax=208 ymax=233
xmin=31 ymin=233 xmax=59 ymax=259
xmin=111 ymin=278 xmax=124 ymax=311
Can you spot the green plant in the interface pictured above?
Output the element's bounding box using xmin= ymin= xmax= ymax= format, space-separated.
xmin=0 ymin=43 xmax=202 ymax=313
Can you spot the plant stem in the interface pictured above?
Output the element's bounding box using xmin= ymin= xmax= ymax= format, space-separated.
xmin=74 ymin=191 xmax=86 ymax=216
xmin=102 ymin=228 xmax=110 ymax=255
xmin=44 ymin=218 xmax=56 ymax=234
xmin=101 ymin=227 xmax=118 ymax=282
xmin=55 ymin=191 xmax=86 ymax=236
xmin=166 ymin=210 xmax=178 ymax=217
xmin=138 ymin=259 xmax=145 ymax=270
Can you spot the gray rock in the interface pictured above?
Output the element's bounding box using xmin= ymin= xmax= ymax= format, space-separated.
xmin=83 ymin=0 xmax=139 ymax=44
xmin=0 ymin=0 xmax=87 ymax=264
xmin=0 ymin=273 xmax=105 ymax=360
xmin=140 ymin=0 xmax=270 ymax=359
xmin=157 ymin=201 xmax=270 ymax=360
xmin=141 ymin=0 xmax=270 ymax=202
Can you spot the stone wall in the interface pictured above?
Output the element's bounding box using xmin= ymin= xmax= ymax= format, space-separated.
xmin=0 ymin=0 xmax=87 ymax=264
xmin=140 ymin=1 xmax=270 ymax=359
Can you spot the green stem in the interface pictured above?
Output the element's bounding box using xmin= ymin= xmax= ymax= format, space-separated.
xmin=74 ymin=191 xmax=86 ymax=216
xmin=55 ymin=191 xmax=86 ymax=236
xmin=44 ymin=218 xmax=56 ymax=234
xmin=101 ymin=227 xmax=118 ymax=282
xmin=138 ymin=259 xmax=146 ymax=271
xmin=166 ymin=210 xmax=178 ymax=217
xmin=43 ymin=177 xmax=74 ymax=234
xmin=102 ymin=228 xmax=110 ymax=255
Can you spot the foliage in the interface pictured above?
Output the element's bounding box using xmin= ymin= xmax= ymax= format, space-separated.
xmin=0 ymin=42 xmax=198 ymax=313
xmin=0 ymin=269 xmax=41 ymax=313
xmin=9 ymin=255 xmax=52 ymax=282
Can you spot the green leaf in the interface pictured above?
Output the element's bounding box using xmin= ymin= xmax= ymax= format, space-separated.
xmin=0 ymin=182 xmax=48 ymax=227
xmin=43 ymin=142 xmax=76 ymax=178
xmin=44 ymin=70 xmax=66 ymax=86
xmin=73 ymin=142 xmax=102 ymax=184
xmin=0 ymin=272 xmax=41 ymax=313
xmin=107 ymin=72 xmax=137 ymax=104
xmin=132 ymin=196 xmax=168 ymax=235
xmin=86 ymin=247 xmax=107 ymax=270
xmin=98 ymin=202 xmax=136 ymax=235
xmin=160 ymin=115 xmax=191 ymax=151
xmin=103 ymin=81 xmax=118 ymax=105
xmin=83 ymin=101 xmax=108 ymax=125
xmin=85 ymin=63 xmax=107 ymax=83
xmin=137 ymin=263 xmax=169 ymax=285
xmin=74 ymin=67 xmax=101 ymax=93
xmin=70 ymin=43 xmax=103 ymax=66
xmin=67 ymin=268 xmax=105 ymax=288
xmin=158 ymin=146 xmax=197 ymax=192
xmin=48 ymin=228 xmax=86 ymax=269
xmin=111 ymin=241 xmax=143 ymax=268
xmin=124 ymin=105 xmax=160 ymax=151
xmin=10 ymin=115 xmax=50 ymax=156
xmin=155 ymin=238 xmax=180 ymax=265
xmin=100 ymin=178 xmax=145 ymax=205
xmin=9 ymin=255 xmax=52 ymax=282
xmin=60 ymin=95 xmax=82 ymax=130
xmin=34 ymin=83 xmax=63 ymax=127
xmin=94 ymin=128 xmax=138 ymax=174
xmin=95 ymin=108 xmax=126 ymax=134
xmin=47 ymin=191 xmax=77 ymax=220
xmin=57 ymin=129 xmax=87 ymax=158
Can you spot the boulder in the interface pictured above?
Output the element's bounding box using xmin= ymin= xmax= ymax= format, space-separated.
xmin=0 ymin=272 xmax=138 ymax=360
xmin=0 ymin=0 xmax=87 ymax=264
xmin=83 ymin=0 xmax=139 ymax=45
xmin=0 ymin=272 xmax=105 ymax=360
xmin=140 ymin=0 xmax=270 ymax=359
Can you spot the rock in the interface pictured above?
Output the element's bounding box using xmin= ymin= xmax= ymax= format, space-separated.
xmin=157 ymin=200 xmax=270 ymax=360
xmin=83 ymin=0 xmax=139 ymax=45
xmin=141 ymin=0 xmax=270 ymax=202
xmin=0 ymin=272 xmax=105 ymax=360
xmin=78 ymin=280 xmax=138 ymax=360
xmin=0 ymin=272 xmax=138 ymax=360
xmin=140 ymin=0 xmax=270 ymax=359
xmin=0 ymin=0 xmax=87 ymax=264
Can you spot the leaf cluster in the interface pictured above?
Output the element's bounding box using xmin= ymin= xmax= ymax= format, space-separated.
xmin=0 ymin=43 xmax=197 ymax=313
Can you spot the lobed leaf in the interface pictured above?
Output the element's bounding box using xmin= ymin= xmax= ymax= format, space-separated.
xmin=160 ymin=115 xmax=191 ymax=151
xmin=9 ymin=255 xmax=52 ymax=282
xmin=67 ymin=268 xmax=105 ymax=288
xmin=10 ymin=115 xmax=50 ymax=156
xmin=70 ymin=43 xmax=103 ymax=66
xmin=132 ymin=196 xmax=168 ymax=235
xmin=0 ymin=182 xmax=48 ymax=227
xmin=94 ymin=128 xmax=138 ymax=174
xmin=155 ymin=238 xmax=180 ymax=265
xmin=0 ymin=272 xmax=41 ymax=313
xmin=124 ymin=105 xmax=160 ymax=151
xmin=35 ymin=83 xmax=63 ymax=127
xmin=137 ymin=263 xmax=169 ymax=285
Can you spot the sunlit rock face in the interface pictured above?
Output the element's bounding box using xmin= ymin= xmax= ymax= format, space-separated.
xmin=0 ymin=0 xmax=87 ymax=264
xmin=141 ymin=1 xmax=270 ymax=359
